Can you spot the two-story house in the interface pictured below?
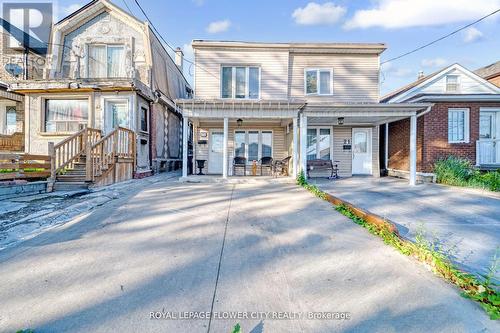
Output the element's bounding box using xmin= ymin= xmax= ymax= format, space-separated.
xmin=9 ymin=0 xmax=191 ymax=188
xmin=383 ymin=63 xmax=500 ymax=180
xmin=176 ymin=40 xmax=429 ymax=184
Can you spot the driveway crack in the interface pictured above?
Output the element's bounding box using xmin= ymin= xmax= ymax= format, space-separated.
xmin=207 ymin=184 xmax=235 ymax=333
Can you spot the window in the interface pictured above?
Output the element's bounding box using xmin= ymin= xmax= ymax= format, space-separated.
xmin=6 ymin=106 xmax=16 ymax=134
xmin=221 ymin=66 xmax=260 ymax=99
xmin=305 ymin=69 xmax=333 ymax=95
xmin=448 ymin=108 xmax=469 ymax=143
xmin=307 ymin=127 xmax=332 ymax=160
xmin=446 ymin=75 xmax=460 ymax=92
xmin=45 ymin=99 xmax=88 ymax=133
xmin=88 ymin=44 xmax=126 ymax=78
xmin=233 ymin=130 xmax=273 ymax=161
xmin=140 ymin=106 xmax=148 ymax=132
xmin=108 ymin=100 xmax=129 ymax=129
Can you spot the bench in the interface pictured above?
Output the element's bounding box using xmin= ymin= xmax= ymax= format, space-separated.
xmin=307 ymin=159 xmax=339 ymax=179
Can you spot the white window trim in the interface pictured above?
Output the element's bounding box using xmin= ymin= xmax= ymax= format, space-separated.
xmin=445 ymin=74 xmax=461 ymax=93
xmin=306 ymin=126 xmax=334 ymax=160
xmin=41 ymin=95 xmax=91 ymax=135
xmin=101 ymin=95 xmax=134 ymax=133
xmin=220 ymin=66 xmax=261 ymax=99
xmin=233 ymin=129 xmax=273 ymax=162
xmin=304 ymin=68 xmax=334 ymax=96
xmin=86 ymin=44 xmax=126 ymax=78
xmin=448 ymin=108 xmax=470 ymax=143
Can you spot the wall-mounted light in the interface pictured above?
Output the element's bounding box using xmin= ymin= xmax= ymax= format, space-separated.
xmin=237 ymin=118 xmax=243 ymax=127
xmin=338 ymin=117 xmax=345 ymax=125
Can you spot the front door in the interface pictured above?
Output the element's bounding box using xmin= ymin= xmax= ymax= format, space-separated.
xmin=208 ymin=131 xmax=224 ymax=174
xmin=352 ymin=128 xmax=372 ymax=174
xmin=479 ymin=109 xmax=500 ymax=164
xmin=105 ymin=99 xmax=130 ymax=133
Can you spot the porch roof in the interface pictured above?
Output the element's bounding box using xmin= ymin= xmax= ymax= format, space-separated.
xmin=303 ymin=103 xmax=432 ymax=125
xmin=174 ymin=99 xmax=306 ymax=119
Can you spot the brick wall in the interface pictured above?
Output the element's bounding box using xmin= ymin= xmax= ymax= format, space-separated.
xmin=388 ymin=101 xmax=500 ymax=173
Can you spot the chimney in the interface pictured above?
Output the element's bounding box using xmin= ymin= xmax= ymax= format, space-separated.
xmin=417 ymin=70 xmax=424 ymax=79
xmin=174 ymin=47 xmax=184 ymax=73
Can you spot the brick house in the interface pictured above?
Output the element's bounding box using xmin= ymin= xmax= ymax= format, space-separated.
xmin=381 ymin=63 xmax=500 ymax=181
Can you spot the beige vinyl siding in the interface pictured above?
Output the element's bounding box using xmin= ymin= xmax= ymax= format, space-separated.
xmin=194 ymin=47 xmax=289 ymax=99
xmin=332 ymin=126 xmax=353 ymax=177
xmin=289 ymin=53 xmax=379 ymax=103
xmin=194 ymin=121 xmax=288 ymax=175
xmin=372 ymin=125 xmax=380 ymax=177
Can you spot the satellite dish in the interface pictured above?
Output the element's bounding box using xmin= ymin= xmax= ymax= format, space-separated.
xmin=5 ymin=63 xmax=23 ymax=77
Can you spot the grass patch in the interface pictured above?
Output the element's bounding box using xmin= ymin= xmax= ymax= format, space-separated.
xmin=297 ymin=171 xmax=500 ymax=320
xmin=434 ymin=156 xmax=500 ymax=191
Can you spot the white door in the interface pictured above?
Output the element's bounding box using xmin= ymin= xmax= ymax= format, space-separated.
xmin=208 ymin=131 xmax=224 ymax=174
xmin=352 ymin=128 xmax=372 ymax=174
xmin=105 ymin=99 xmax=130 ymax=133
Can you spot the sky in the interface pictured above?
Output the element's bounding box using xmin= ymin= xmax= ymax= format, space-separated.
xmin=9 ymin=0 xmax=500 ymax=95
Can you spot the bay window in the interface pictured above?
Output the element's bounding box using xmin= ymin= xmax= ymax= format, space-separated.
xmin=233 ymin=130 xmax=272 ymax=161
xmin=305 ymin=69 xmax=333 ymax=95
xmin=88 ymin=44 xmax=126 ymax=78
xmin=45 ymin=99 xmax=89 ymax=133
xmin=307 ymin=127 xmax=331 ymax=160
xmin=221 ymin=66 xmax=260 ymax=99
xmin=448 ymin=108 xmax=469 ymax=143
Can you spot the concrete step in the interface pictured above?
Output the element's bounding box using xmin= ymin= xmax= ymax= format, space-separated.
xmin=56 ymin=176 xmax=86 ymax=182
xmin=54 ymin=181 xmax=90 ymax=191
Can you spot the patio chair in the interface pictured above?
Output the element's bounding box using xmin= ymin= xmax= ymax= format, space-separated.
xmin=274 ymin=156 xmax=292 ymax=177
xmin=259 ymin=156 xmax=273 ymax=176
xmin=233 ymin=156 xmax=247 ymax=176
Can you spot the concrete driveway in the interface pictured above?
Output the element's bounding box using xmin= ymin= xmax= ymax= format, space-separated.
xmin=312 ymin=176 xmax=500 ymax=276
xmin=0 ymin=178 xmax=497 ymax=332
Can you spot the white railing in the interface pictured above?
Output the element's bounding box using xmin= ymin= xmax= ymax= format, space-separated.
xmin=476 ymin=139 xmax=500 ymax=165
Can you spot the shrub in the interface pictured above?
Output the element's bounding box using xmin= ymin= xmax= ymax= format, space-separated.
xmin=434 ymin=156 xmax=500 ymax=191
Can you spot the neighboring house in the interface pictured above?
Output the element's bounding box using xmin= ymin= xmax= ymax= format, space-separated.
xmin=0 ymin=81 xmax=24 ymax=151
xmin=9 ymin=0 xmax=191 ymax=187
xmin=382 ymin=63 xmax=500 ymax=180
xmin=475 ymin=60 xmax=500 ymax=88
xmin=176 ymin=40 xmax=428 ymax=184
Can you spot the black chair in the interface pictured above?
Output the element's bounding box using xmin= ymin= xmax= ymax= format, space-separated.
xmin=233 ymin=156 xmax=247 ymax=176
xmin=274 ymin=156 xmax=292 ymax=177
xmin=259 ymin=156 xmax=273 ymax=176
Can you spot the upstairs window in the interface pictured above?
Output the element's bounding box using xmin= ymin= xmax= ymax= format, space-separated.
xmin=305 ymin=69 xmax=333 ymax=95
xmin=88 ymin=44 xmax=126 ymax=78
xmin=221 ymin=66 xmax=260 ymax=99
xmin=446 ymin=75 xmax=460 ymax=93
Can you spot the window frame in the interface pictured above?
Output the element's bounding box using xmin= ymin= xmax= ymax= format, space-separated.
xmin=445 ymin=74 xmax=461 ymax=93
xmin=448 ymin=108 xmax=470 ymax=143
xmin=233 ymin=129 xmax=273 ymax=162
xmin=139 ymin=104 xmax=149 ymax=133
xmin=5 ymin=106 xmax=16 ymax=134
xmin=220 ymin=65 xmax=261 ymax=99
xmin=86 ymin=43 xmax=126 ymax=79
xmin=306 ymin=126 xmax=334 ymax=160
xmin=41 ymin=97 xmax=90 ymax=134
xmin=304 ymin=68 xmax=333 ymax=96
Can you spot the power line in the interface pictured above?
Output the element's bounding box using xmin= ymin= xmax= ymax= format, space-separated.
xmin=381 ymin=8 xmax=500 ymax=65
xmin=132 ymin=0 xmax=217 ymax=79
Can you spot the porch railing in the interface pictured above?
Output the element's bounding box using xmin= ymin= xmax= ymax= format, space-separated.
xmin=49 ymin=127 xmax=102 ymax=177
xmin=476 ymin=139 xmax=500 ymax=165
xmin=87 ymin=127 xmax=136 ymax=182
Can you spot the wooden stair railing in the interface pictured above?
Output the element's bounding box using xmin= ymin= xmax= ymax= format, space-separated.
xmin=87 ymin=127 xmax=136 ymax=183
xmin=48 ymin=127 xmax=102 ymax=183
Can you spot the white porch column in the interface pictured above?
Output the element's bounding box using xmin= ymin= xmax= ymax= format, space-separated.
xmin=292 ymin=117 xmax=298 ymax=178
xmin=223 ymin=117 xmax=228 ymax=178
xmin=300 ymin=113 xmax=308 ymax=179
xmin=409 ymin=115 xmax=417 ymax=186
xmin=385 ymin=123 xmax=389 ymax=169
xmin=182 ymin=116 xmax=188 ymax=178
